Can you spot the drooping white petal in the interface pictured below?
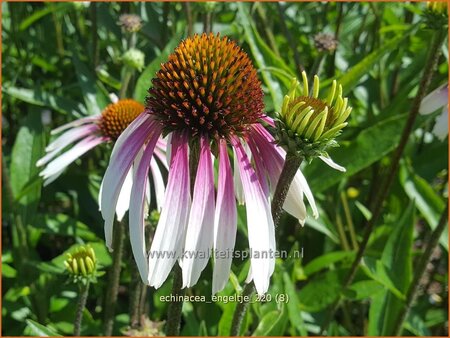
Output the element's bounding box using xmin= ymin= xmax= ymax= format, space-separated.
xmin=319 ymin=155 xmax=346 ymax=172
xmin=251 ymin=124 xmax=309 ymax=223
xmin=148 ymin=133 xmax=191 ymax=288
xmin=51 ymin=115 xmax=101 ymax=135
xmin=115 ymin=167 xmax=133 ymax=222
xmin=38 ymin=124 xmax=100 ymax=166
xmin=101 ymin=113 xmax=156 ymax=250
xmin=212 ymin=140 xmax=238 ymax=294
xmin=182 ymin=136 xmax=215 ymax=288
xmin=150 ymin=158 xmax=165 ymax=211
xmin=419 ymin=85 xmax=448 ymax=115
xmin=40 ymin=135 xmax=106 ymax=180
xmin=233 ymin=141 xmax=251 ymax=205
xmin=109 ymin=93 xmax=119 ymax=103
xmin=129 ymin=132 xmax=160 ymax=282
xmin=432 ymin=108 xmax=448 ymax=141
xmin=232 ymin=137 xmax=275 ymax=295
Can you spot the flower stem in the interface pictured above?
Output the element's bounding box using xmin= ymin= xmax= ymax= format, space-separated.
xmin=320 ymin=26 xmax=446 ymax=334
xmin=230 ymin=283 xmax=255 ymax=336
xmin=165 ymin=139 xmax=200 ymax=336
xmin=74 ymin=281 xmax=90 ymax=336
xmin=393 ymin=204 xmax=448 ymax=335
xmin=103 ymin=219 xmax=125 ymax=336
xmin=165 ymin=264 xmax=185 ymax=336
xmin=271 ymin=152 xmax=303 ymax=226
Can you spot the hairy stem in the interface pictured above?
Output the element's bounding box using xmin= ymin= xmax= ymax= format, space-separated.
xmin=230 ymin=283 xmax=255 ymax=336
xmin=393 ymin=205 xmax=448 ymax=335
xmin=165 ymin=264 xmax=185 ymax=336
xmin=271 ymin=153 xmax=303 ymax=226
xmin=320 ymin=27 xmax=446 ymax=334
xmin=103 ymin=219 xmax=125 ymax=336
xmin=74 ymin=282 xmax=90 ymax=336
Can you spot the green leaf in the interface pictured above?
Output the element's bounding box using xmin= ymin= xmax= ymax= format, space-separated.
xmin=303 ymin=251 xmax=355 ymax=276
xmin=252 ymin=305 xmax=287 ymax=336
xmin=133 ymin=31 xmax=184 ymax=103
xmin=399 ymin=163 xmax=447 ymax=250
xmin=3 ymin=86 xmax=86 ymax=116
xmin=19 ymin=3 xmax=74 ymax=31
xmin=72 ymin=54 xmax=109 ymax=115
xmin=304 ymin=113 xmax=407 ymax=193
xmin=25 ymin=319 xmax=61 ymax=337
xmin=237 ymin=3 xmax=284 ymax=110
xmin=347 ymin=280 xmax=384 ymax=300
xmin=368 ymin=201 xmax=415 ymax=335
xmin=283 ymin=272 xmax=307 ymax=336
xmin=298 ymin=270 xmax=343 ymax=312
xmin=2 ymin=263 xmax=17 ymax=278
xmin=325 ymin=29 xmax=414 ymax=95
xmin=10 ymin=109 xmax=45 ymax=226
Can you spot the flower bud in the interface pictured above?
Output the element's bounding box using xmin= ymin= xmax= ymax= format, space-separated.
xmin=274 ymin=71 xmax=352 ymax=160
xmin=122 ymin=48 xmax=145 ymax=72
xmin=64 ymin=245 xmax=97 ymax=281
xmin=423 ymin=2 xmax=448 ymax=30
xmin=118 ymin=14 xmax=142 ymax=33
xmin=313 ymin=33 xmax=338 ymax=53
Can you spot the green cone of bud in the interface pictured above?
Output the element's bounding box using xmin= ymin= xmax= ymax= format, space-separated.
xmin=423 ymin=2 xmax=448 ymax=30
xmin=64 ymin=245 xmax=97 ymax=283
xmin=274 ymin=71 xmax=352 ymax=161
xmin=122 ymin=48 xmax=145 ymax=72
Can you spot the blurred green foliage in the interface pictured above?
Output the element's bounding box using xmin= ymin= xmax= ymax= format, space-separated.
xmin=2 ymin=2 xmax=448 ymax=336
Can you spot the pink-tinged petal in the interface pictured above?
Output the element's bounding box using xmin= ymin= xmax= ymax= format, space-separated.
xmin=260 ymin=115 xmax=275 ymax=127
xmin=247 ymin=138 xmax=270 ymax=196
xmin=233 ymin=141 xmax=251 ymax=205
xmin=115 ymin=167 xmax=133 ymax=222
xmin=212 ymin=139 xmax=237 ymax=294
xmin=231 ymin=137 xmax=275 ymax=295
xmin=251 ymin=125 xmax=309 ymax=222
xmin=46 ymin=122 xmax=100 ymax=152
xmin=148 ymin=132 xmax=191 ymax=288
xmin=40 ymin=135 xmax=106 ymax=182
xmin=182 ymin=136 xmax=215 ymax=288
xmin=153 ymin=148 xmax=169 ymax=171
xmin=150 ymin=158 xmax=165 ymax=210
xmin=432 ymin=108 xmax=448 ymax=141
xmin=51 ymin=115 xmax=101 ymax=135
xmin=38 ymin=124 xmax=100 ymax=167
xmin=318 ymin=155 xmax=346 ymax=172
xmin=129 ymin=132 xmax=160 ymax=282
xmin=419 ymin=84 xmax=448 ymax=115
xmin=101 ymin=114 xmax=158 ymax=250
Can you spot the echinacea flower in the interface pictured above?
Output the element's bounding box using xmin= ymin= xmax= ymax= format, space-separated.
xmin=101 ymin=33 xmax=315 ymax=295
xmin=37 ymin=99 xmax=167 ymax=221
xmin=419 ymin=84 xmax=448 ymax=141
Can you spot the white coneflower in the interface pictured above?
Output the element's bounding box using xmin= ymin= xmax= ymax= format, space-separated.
xmin=419 ymin=84 xmax=448 ymax=141
xmin=37 ymin=99 xmax=167 ymax=221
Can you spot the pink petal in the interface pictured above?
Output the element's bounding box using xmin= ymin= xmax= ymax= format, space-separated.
xmin=129 ymin=131 xmax=161 ymax=282
xmin=181 ymin=136 xmax=216 ymax=288
xmin=51 ymin=115 xmax=101 ymax=135
xmin=148 ymin=132 xmax=191 ymax=288
xmin=101 ymin=114 xmax=158 ymax=250
xmin=212 ymin=139 xmax=237 ymax=294
xmin=231 ymin=137 xmax=275 ymax=295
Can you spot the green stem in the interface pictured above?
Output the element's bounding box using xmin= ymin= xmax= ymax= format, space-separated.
xmin=129 ymin=261 xmax=143 ymax=329
xmin=119 ymin=70 xmax=133 ymax=99
xmin=320 ymin=26 xmax=446 ymax=335
xmin=340 ymin=191 xmax=358 ymax=249
xmin=230 ymin=283 xmax=255 ymax=336
xmin=393 ymin=204 xmax=448 ymax=335
xmin=74 ymin=282 xmax=90 ymax=336
xmin=103 ymin=219 xmax=125 ymax=336
xmin=271 ymin=153 xmax=303 ymax=227
xmin=165 ymin=264 xmax=185 ymax=336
